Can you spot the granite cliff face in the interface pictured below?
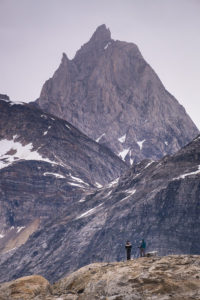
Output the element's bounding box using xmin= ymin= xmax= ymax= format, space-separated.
xmin=0 ymin=129 xmax=199 ymax=284
xmin=0 ymin=95 xmax=126 ymax=256
xmin=36 ymin=24 xmax=199 ymax=164
xmin=0 ymin=255 xmax=200 ymax=300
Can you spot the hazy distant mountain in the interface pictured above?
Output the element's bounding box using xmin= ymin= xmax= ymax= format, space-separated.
xmin=36 ymin=24 xmax=199 ymax=164
xmin=0 ymin=95 xmax=126 ymax=257
xmin=1 ymin=128 xmax=199 ymax=283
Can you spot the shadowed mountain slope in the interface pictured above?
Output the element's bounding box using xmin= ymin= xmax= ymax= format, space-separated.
xmin=0 ymin=94 xmax=127 ymax=258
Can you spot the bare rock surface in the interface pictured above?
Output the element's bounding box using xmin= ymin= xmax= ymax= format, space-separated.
xmin=54 ymin=255 xmax=200 ymax=300
xmin=36 ymin=25 xmax=199 ymax=164
xmin=1 ymin=255 xmax=200 ymax=299
xmin=0 ymin=275 xmax=50 ymax=300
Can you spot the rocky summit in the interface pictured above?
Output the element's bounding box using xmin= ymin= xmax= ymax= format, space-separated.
xmin=36 ymin=24 xmax=199 ymax=164
xmin=0 ymin=255 xmax=200 ymax=299
xmin=0 ymin=131 xmax=199 ymax=284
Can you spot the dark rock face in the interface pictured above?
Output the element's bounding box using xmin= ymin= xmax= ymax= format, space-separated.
xmin=36 ymin=24 xmax=199 ymax=164
xmin=0 ymin=96 xmax=127 ymax=257
xmin=0 ymin=132 xmax=199 ymax=284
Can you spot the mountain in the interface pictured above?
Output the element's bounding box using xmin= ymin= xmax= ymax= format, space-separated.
xmin=0 ymin=130 xmax=199 ymax=283
xmin=36 ymin=24 xmax=199 ymax=164
xmin=1 ymin=255 xmax=200 ymax=299
xmin=0 ymin=94 xmax=127 ymax=256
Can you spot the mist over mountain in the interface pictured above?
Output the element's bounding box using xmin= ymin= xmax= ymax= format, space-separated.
xmin=36 ymin=24 xmax=199 ymax=164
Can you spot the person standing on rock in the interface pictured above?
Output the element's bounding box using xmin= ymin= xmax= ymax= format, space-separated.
xmin=125 ymin=240 xmax=132 ymax=260
xmin=139 ymin=239 xmax=146 ymax=257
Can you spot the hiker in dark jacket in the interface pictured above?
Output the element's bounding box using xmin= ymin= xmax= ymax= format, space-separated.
xmin=125 ymin=240 xmax=132 ymax=260
xmin=139 ymin=239 xmax=146 ymax=257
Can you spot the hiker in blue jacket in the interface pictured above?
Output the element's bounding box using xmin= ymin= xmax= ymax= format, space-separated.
xmin=139 ymin=239 xmax=146 ymax=257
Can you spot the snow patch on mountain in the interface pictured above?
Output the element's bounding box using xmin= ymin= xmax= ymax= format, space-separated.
xmin=194 ymin=135 xmax=200 ymax=141
xmin=13 ymin=135 xmax=19 ymax=140
xmin=76 ymin=203 xmax=103 ymax=219
xmin=43 ymin=126 xmax=51 ymax=136
xmin=0 ymin=97 xmax=24 ymax=106
xmin=41 ymin=114 xmax=48 ymax=119
xmin=0 ymin=139 xmax=56 ymax=169
xmin=126 ymin=188 xmax=136 ymax=195
xmin=95 ymin=182 xmax=103 ymax=188
xmin=173 ymin=166 xmax=200 ymax=180
xmin=104 ymin=42 xmax=111 ymax=50
xmin=69 ymin=182 xmax=87 ymax=188
xmin=96 ymin=133 xmax=105 ymax=143
xmin=106 ymin=177 xmax=119 ymax=188
xmin=118 ymin=134 xmax=126 ymax=143
xmin=17 ymin=226 xmax=25 ymax=233
xmin=65 ymin=124 xmax=71 ymax=130
xmin=119 ymin=148 xmax=130 ymax=160
xmin=137 ymin=140 xmax=145 ymax=150
xmin=69 ymin=174 xmax=89 ymax=186
xmin=43 ymin=172 xmax=66 ymax=179
xmin=144 ymin=161 xmax=154 ymax=169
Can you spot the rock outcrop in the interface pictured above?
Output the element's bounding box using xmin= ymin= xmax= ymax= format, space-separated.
xmin=0 ymin=275 xmax=50 ymax=300
xmin=1 ymin=255 xmax=200 ymax=299
xmin=0 ymin=133 xmax=199 ymax=284
xmin=36 ymin=24 xmax=199 ymax=164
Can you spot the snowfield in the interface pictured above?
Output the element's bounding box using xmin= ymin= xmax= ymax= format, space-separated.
xmin=0 ymin=138 xmax=56 ymax=169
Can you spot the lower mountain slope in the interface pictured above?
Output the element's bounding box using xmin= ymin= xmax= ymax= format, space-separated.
xmin=0 ymin=255 xmax=200 ymax=300
xmin=0 ymin=132 xmax=199 ymax=284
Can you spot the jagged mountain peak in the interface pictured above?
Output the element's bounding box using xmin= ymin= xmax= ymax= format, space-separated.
xmin=36 ymin=26 xmax=199 ymax=164
xmin=61 ymin=52 xmax=68 ymax=61
xmin=89 ymin=24 xmax=111 ymax=43
xmin=74 ymin=24 xmax=112 ymax=64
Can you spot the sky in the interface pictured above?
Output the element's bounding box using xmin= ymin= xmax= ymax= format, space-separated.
xmin=0 ymin=0 xmax=200 ymax=129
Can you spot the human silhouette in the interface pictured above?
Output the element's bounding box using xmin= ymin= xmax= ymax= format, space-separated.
xmin=125 ymin=240 xmax=132 ymax=260
xmin=139 ymin=239 xmax=146 ymax=257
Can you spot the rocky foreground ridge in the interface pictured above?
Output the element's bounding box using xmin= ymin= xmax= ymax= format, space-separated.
xmin=0 ymin=255 xmax=200 ymax=299
xmin=36 ymin=24 xmax=199 ymax=163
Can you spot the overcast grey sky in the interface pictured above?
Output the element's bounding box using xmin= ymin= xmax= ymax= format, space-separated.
xmin=0 ymin=0 xmax=200 ymax=129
